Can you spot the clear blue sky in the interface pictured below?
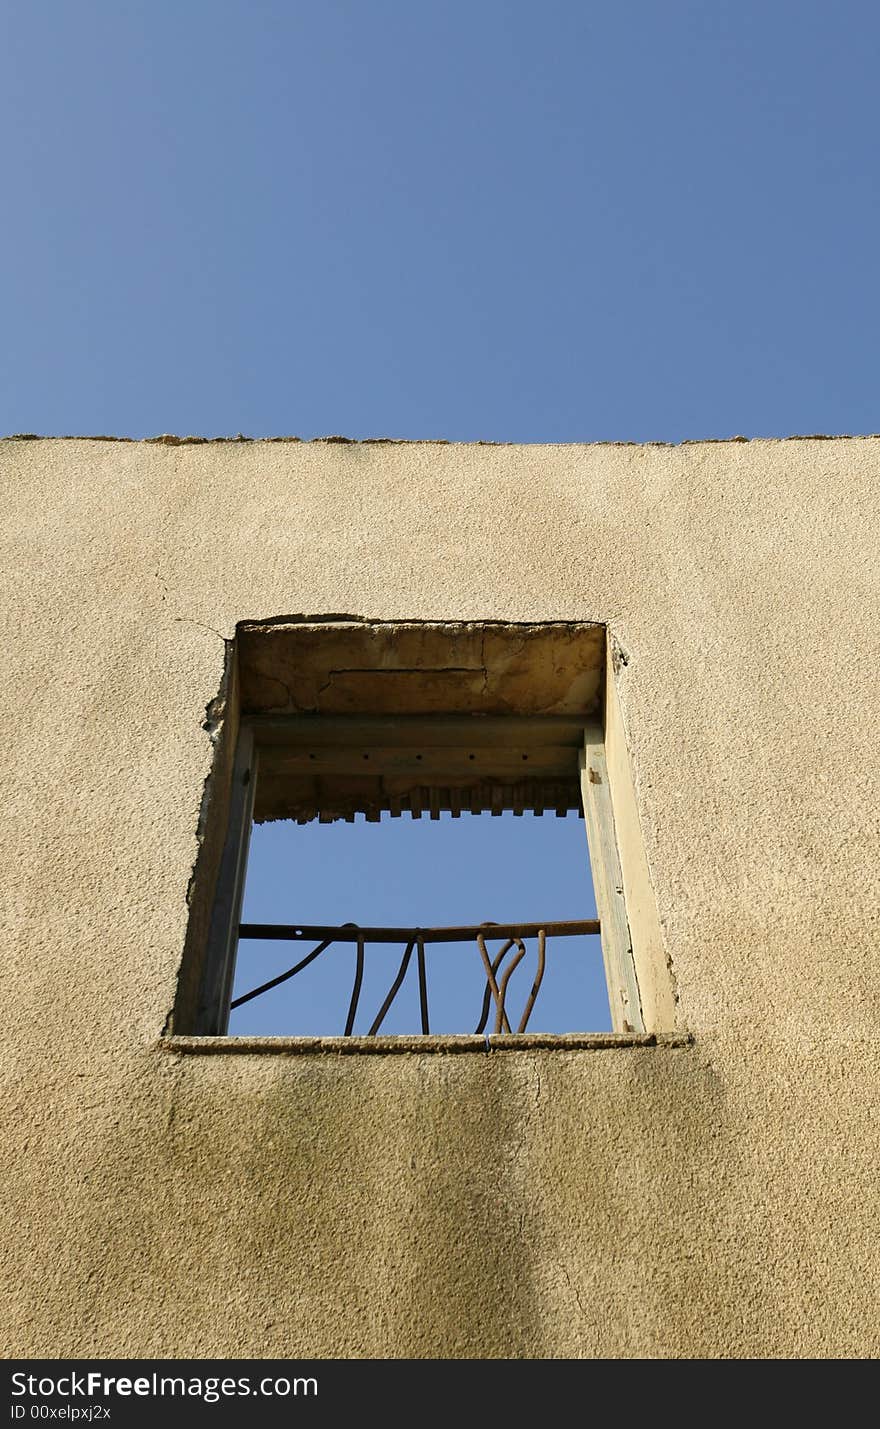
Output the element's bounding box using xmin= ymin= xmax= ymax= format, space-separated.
xmin=2 ymin=1 xmax=878 ymax=443
xmin=4 ymin=3 xmax=877 ymax=1033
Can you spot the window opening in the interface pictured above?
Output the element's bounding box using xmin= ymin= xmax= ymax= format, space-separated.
xmin=229 ymin=812 xmax=610 ymax=1036
xmin=185 ymin=619 xmax=649 ymax=1041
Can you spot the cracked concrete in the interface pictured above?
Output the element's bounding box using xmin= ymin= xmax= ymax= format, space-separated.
xmin=237 ymin=620 xmax=604 ymax=717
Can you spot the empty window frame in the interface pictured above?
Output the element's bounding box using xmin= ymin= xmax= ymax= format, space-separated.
xmin=182 ymin=619 xmax=648 ymax=1040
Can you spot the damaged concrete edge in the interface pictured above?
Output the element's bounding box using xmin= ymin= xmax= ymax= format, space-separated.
xmin=163 ymin=636 xmax=237 ymax=1036
xmin=159 ymin=1031 xmax=694 ymax=1056
xmin=236 ymin=618 xmax=605 ymax=721
xmin=4 ymin=432 xmax=880 ymax=448
xmin=237 ymin=614 xmax=606 ymax=631
xmin=170 ymin=613 xmax=609 ymax=650
xmin=186 ymin=637 xmax=235 ymax=903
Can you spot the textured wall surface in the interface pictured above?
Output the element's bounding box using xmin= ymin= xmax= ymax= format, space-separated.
xmin=2 ymin=435 xmax=878 ymax=1358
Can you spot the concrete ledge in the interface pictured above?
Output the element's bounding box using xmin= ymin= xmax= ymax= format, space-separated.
xmin=160 ymin=1031 xmax=693 ymax=1056
xmin=162 ymin=1034 xmax=489 ymax=1055
xmin=486 ymin=1031 xmax=693 ymax=1051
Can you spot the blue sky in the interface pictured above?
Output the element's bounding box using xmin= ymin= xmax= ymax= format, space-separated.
xmin=4 ymin=3 xmax=877 ymax=1033
xmin=2 ymin=1 xmax=878 ymax=443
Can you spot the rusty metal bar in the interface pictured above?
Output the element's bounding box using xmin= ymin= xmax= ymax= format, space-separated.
xmin=494 ymin=937 xmax=527 ymax=1034
xmin=475 ymin=932 xmax=513 ymax=1034
xmin=416 ymin=933 xmax=430 ymax=1034
xmin=233 ymin=919 xmax=599 ymax=1036
xmin=344 ymin=930 xmax=366 ymax=1036
xmin=474 ymin=939 xmax=514 ymax=1034
xmin=368 ymin=939 xmax=415 ymax=1036
xmin=229 ymin=937 xmax=333 ymax=1010
xmin=517 ymin=928 xmax=546 ymax=1033
xmin=239 ymin=919 xmax=598 ymax=943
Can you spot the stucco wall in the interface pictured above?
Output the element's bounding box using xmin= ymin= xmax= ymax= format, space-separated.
xmin=2 ymin=434 xmax=878 ymax=1358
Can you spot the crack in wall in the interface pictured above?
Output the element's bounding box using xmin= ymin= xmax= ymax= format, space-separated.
xmin=174 ymin=617 xmax=227 ymax=643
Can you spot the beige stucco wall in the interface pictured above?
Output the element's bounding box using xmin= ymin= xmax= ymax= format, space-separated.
xmin=2 ymin=434 xmax=878 ymax=1358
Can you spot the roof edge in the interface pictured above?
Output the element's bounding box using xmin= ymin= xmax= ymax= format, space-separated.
xmin=2 ymin=432 xmax=879 ymax=448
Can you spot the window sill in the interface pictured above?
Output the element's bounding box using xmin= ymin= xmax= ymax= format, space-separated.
xmin=160 ymin=1031 xmax=692 ymax=1057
